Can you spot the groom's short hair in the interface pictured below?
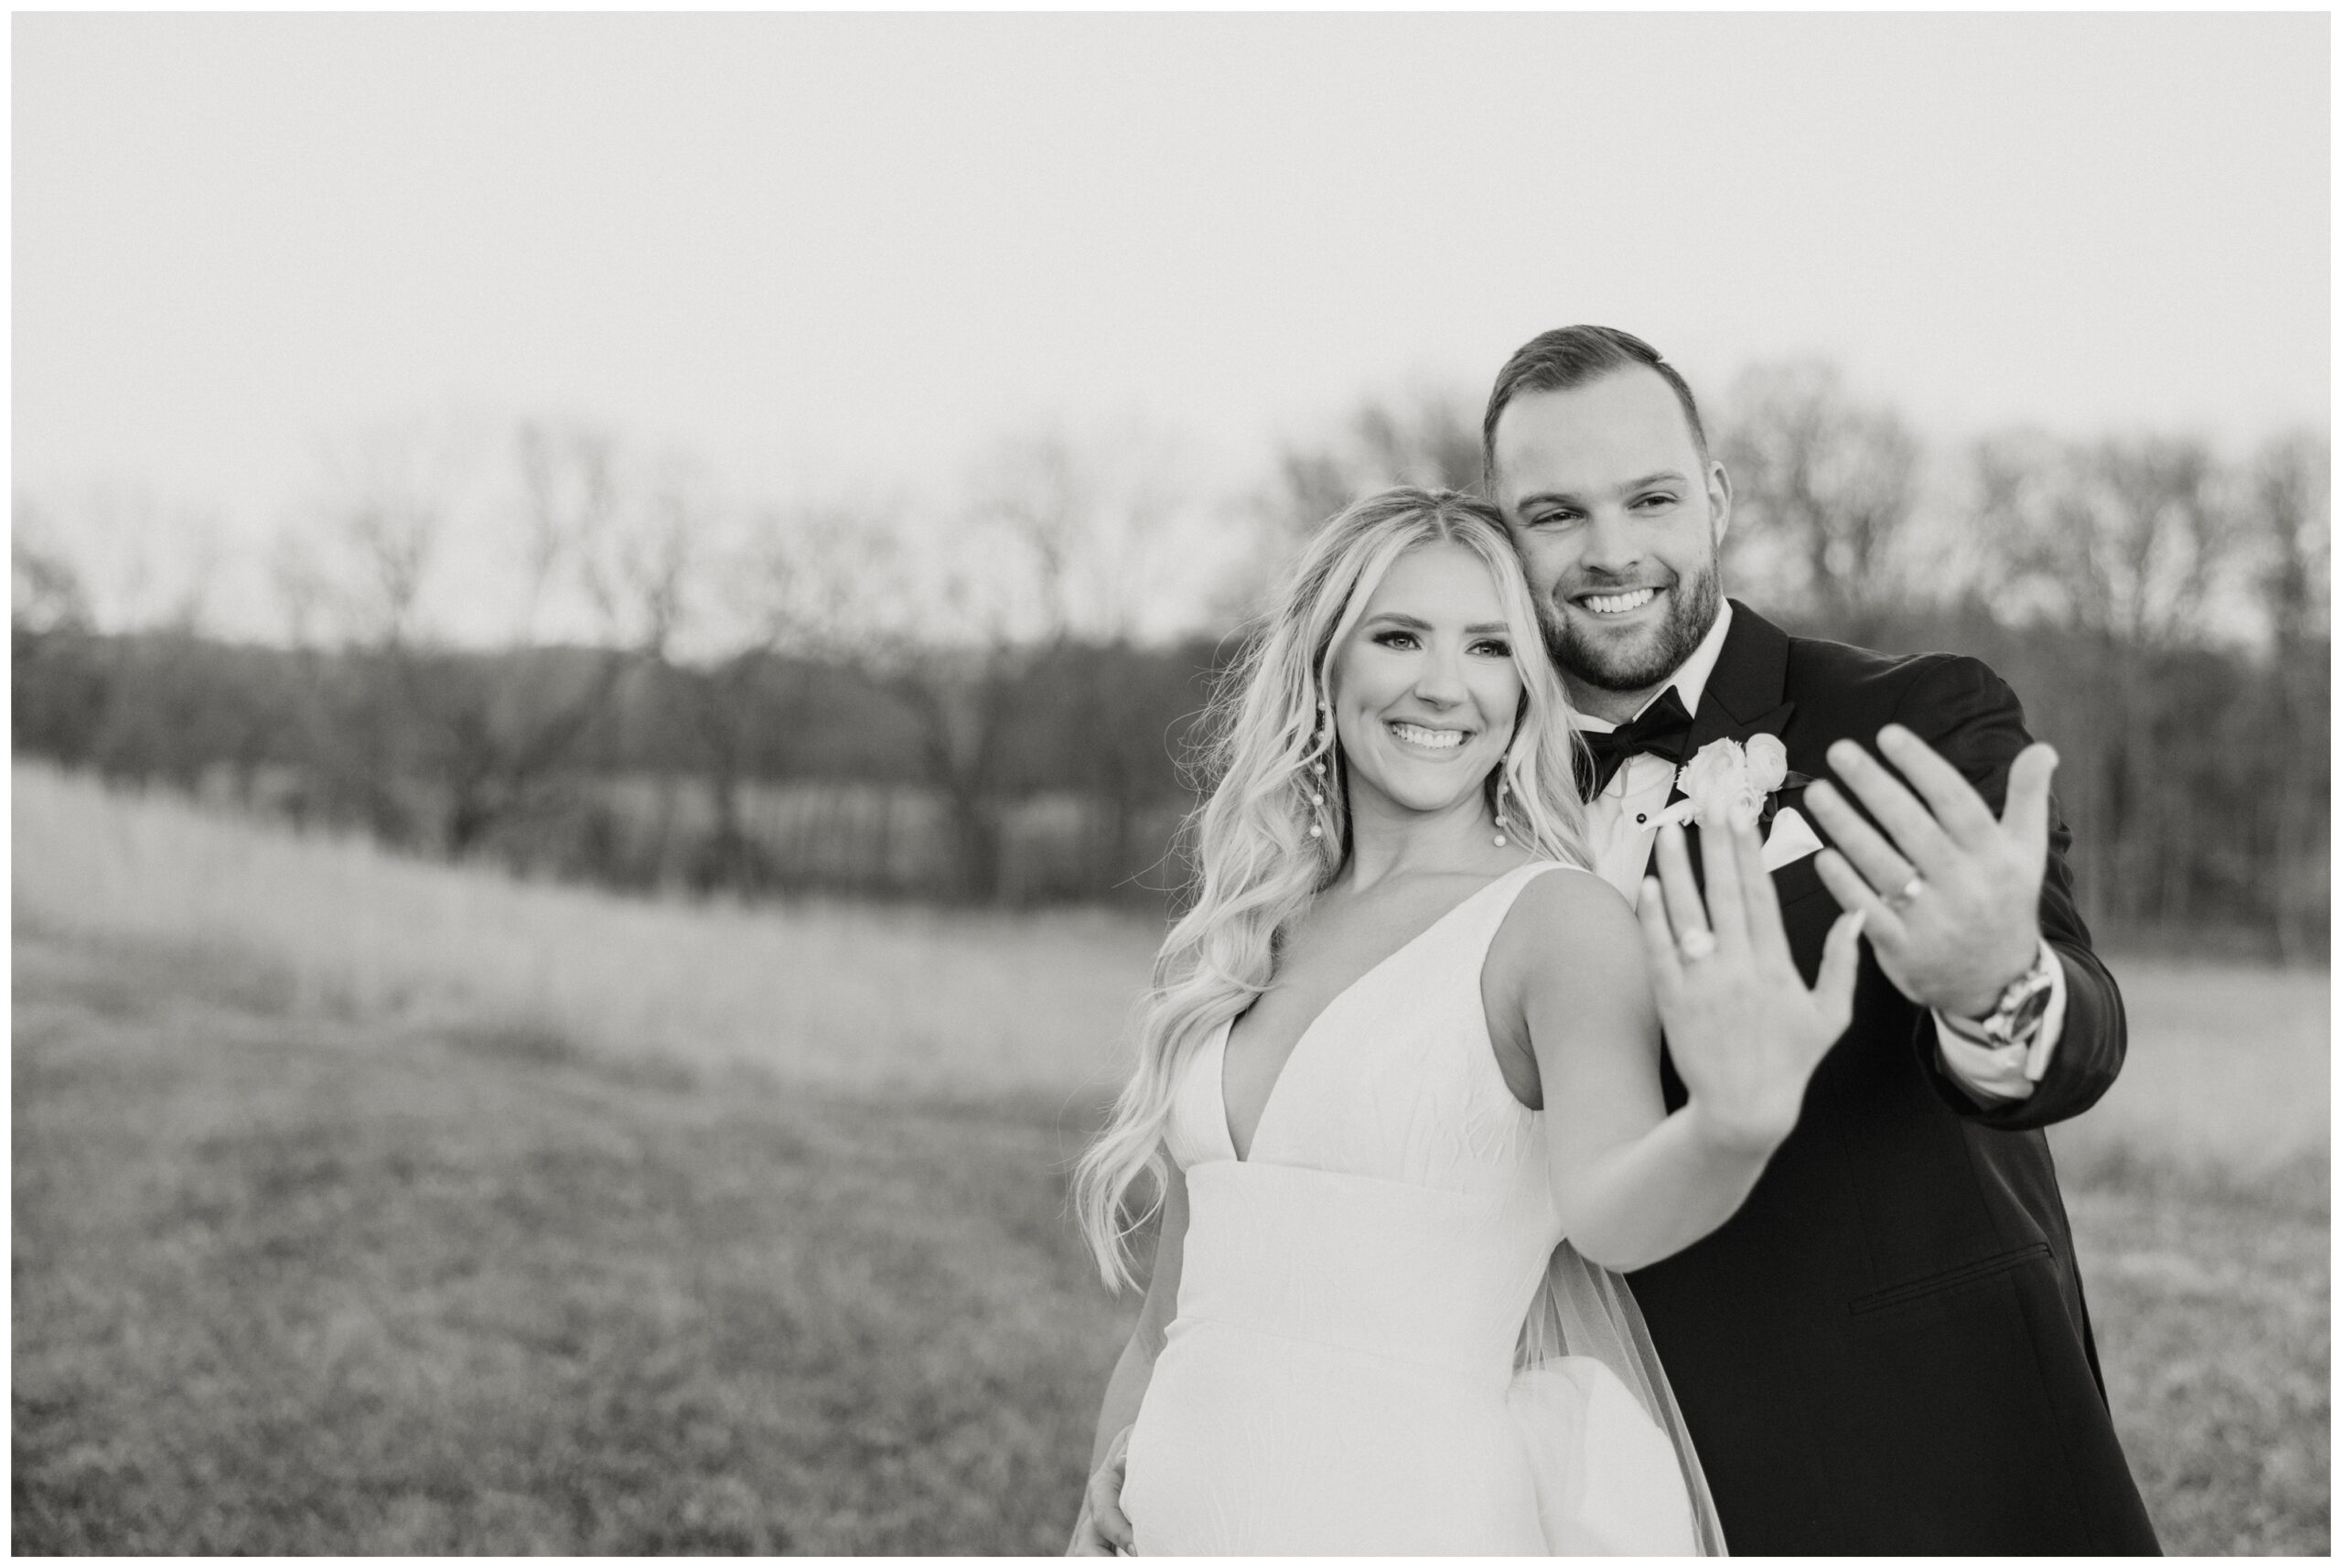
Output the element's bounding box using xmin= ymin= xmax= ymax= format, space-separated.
xmin=1481 ymin=326 xmax=1710 ymax=478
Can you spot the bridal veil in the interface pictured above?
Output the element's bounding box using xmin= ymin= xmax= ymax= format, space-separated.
xmin=1510 ymin=1239 xmax=1728 ymax=1555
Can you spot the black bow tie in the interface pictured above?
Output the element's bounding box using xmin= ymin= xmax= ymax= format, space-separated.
xmin=1576 ymin=687 xmax=1695 ymax=798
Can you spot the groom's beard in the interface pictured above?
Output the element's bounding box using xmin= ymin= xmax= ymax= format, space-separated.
xmin=1538 ymin=558 xmax=1723 ymax=694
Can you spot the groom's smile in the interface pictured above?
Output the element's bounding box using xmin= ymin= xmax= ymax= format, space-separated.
xmin=1581 ymin=585 xmax=1660 ymax=617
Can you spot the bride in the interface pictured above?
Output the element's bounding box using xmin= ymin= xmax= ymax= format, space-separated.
xmin=1066 ymin=488 xmax=1864 ymax=1556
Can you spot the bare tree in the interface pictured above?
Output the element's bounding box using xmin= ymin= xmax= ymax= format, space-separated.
xmin=425 ymin=422 xmax=714 ymax=854
xmin=665 ymin=499 xmax=890 ymax=890
xmin=859 ymin=510 xmax=1030 ymax=903
xmin=543 ymin=437 xmax=710 ymax=881
xmin=263 ymin=424 xmax=467 ymax=836
xmin=2250 ymin=431 xmax=2331 ymax=648
xmin=1969 ymin=432 xmax=2241 ymax=929
xmin=1974 ymin=433 xmax=2230 ymax=647
xmin=22 ymin=481 xmax=226 ymax=637
xmin=972 ymin=430 xmax=1190 ymax=891
xmin=271 ymin=419 xmax=694 ymax=857
xmin=2243 ymin=432 xmax=2330 ymax=960
xmin=9 ymin=484 xmax=270 ymax=796
xmin=790 ymin=429 xmax=1194 ymax=902
xmin=1719 ymin=362 xmax=1928 ymax=641
xmin=1229 ymin=391 xmax=1484 ymax=623
xmin=13 ymin=497 xmax=108 ymax=768
xmin=12 ymin=498 xmax=93 ymax=640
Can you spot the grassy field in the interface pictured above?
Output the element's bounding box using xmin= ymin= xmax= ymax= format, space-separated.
xmin=13 ymin=764 xmax=2329 ymax=1553
xmin=14 ymin=763 xmax=1160 ymax=1097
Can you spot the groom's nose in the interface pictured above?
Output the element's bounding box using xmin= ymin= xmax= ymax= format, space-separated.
xmin=1578 ymin=508 xmax=1642 ymax=575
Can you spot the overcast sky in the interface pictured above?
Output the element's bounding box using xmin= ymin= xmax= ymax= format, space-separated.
xmin=15 ymin=12 xmax=2329 ymax=637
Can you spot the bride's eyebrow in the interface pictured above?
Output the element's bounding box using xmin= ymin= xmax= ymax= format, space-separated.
xmin=1363 ymin=612 xmax=1509 ymax=637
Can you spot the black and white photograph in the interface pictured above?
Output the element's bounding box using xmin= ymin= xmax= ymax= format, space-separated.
xmin=12 ymin=12 xmax=2328 ymax=1556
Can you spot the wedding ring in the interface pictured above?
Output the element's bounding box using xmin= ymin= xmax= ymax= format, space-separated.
xmin=1886 ymin=875 xmax=1928 ymax=911
xmin=1678 ymin=928 xmax=1717 ymax=962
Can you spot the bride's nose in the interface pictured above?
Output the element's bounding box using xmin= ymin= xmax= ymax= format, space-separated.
xmin=1411 ymin=650 xmax=1469 ymax=707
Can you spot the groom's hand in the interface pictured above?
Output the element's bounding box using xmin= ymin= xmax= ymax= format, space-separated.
xmin=1805 ymin=725 xmax=2054 ymax=1019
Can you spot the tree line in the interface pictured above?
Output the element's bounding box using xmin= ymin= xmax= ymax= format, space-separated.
xmin=13 ymin=372 xmax=2328 ymax=956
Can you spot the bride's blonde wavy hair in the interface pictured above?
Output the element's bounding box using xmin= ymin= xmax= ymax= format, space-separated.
xmin=1075 ymin=487 xmax=1595 ymax=1289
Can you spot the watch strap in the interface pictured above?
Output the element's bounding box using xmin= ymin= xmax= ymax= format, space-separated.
xmin=1950 ymin=940 xmax=2058 ymax=1048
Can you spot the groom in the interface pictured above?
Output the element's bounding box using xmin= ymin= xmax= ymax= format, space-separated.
xmin=1484 ymin=327 xmax=2159 ymax=1553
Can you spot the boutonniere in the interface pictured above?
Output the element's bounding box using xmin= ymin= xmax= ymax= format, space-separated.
xmin=1653 ymin=736 xmax=1813 ymax=832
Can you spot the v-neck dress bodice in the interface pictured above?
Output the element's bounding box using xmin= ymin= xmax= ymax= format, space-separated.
xmin=1173 ymin=863 xmax=1554 ymax=1186
xmin=1120 ymin=862 xmax=1704 ymax=1555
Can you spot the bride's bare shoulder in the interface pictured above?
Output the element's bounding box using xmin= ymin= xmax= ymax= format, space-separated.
xmin=1488 ymin=865 xmax=1647 ymax=1001
xmin=1505 ymin=863 xmax=1638 ymax=929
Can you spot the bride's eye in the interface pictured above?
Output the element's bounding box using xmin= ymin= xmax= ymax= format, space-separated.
xmin=1372 ymin=630 xmax=1420 ymax=650
xmin=1471 ymin=638 xmax=1511 ymax=658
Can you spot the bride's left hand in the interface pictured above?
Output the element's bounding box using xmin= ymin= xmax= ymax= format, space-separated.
xmin=1638 ymin=809 xmax=1864 ymax=1157
xmin=1067 ymin=1424 xmax=1134 ymax=1555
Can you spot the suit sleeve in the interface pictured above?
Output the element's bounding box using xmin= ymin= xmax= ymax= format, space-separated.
xmin=1889 ymin=655 xmax=2128 ymax=1130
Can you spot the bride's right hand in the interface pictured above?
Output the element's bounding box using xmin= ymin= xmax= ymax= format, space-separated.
xmin=1638 ymin=810 xmax=1863 ymax=1156
xmin=1066 ymin=1424 xmax=1134 ymax=1555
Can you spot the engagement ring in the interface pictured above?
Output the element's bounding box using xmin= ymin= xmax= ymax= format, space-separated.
xmin=1887 ymin=875 xmax=1928 ymax=910
xmin=1678 ymin=928 xmax=1717 ymax=961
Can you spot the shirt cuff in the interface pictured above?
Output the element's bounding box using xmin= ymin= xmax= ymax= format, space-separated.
xmin=1931 ymin=939 xmax=2068 ymax=1104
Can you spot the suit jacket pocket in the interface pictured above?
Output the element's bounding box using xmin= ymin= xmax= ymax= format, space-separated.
xmin=1768 ymin=853 xmax=1830 ymax=912
xmin=1847 ymin=1241 xmax=2054 ymax=1316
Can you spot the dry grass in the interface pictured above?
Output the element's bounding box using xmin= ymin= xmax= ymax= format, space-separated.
xmin=2071 ymin=1168 xmax=2327 ymax=1555
xmin=14 ymin=760 xmax=1161 ymax=1098
xmin=23 ymin=761 xmax=2324 ymax=1145
xmin=11 ymin=930 xmax=1134 ymax=1553
xmin=2048 ymin=957 xmax=2328 ymax=1184
xmin=11 ymin=762 xmax=2328 ymax=1553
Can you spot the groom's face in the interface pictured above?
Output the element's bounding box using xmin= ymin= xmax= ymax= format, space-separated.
xmin=1488 ymin=367 xmax=1731 ymax=713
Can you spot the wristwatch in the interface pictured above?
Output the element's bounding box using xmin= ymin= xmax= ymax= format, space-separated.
xmin=1947 ymin=941 xmax=2058 ymax=1048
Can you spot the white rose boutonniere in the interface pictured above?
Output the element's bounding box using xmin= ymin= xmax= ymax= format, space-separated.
xmin=1655 ymin=735 xmax=1794 ymax=830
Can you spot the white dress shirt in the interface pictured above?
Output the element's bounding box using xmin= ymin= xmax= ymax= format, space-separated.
xmin=1575 ymin=603 xmax=2063 ymax=1103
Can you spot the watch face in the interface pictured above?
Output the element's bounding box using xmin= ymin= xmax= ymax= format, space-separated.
xmin=1989 ymin=967 xmax=2055 ymax=1043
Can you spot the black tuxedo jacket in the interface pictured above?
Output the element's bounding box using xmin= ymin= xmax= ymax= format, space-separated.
xmin=1625 ymin=603 xmax=2160 ymax=1554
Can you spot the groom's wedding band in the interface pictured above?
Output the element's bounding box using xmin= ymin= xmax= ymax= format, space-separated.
xmin=1887 ymin=875 xmax=1928 ymax=910
xmin=1678 ymin=928 xmax=1717 ymax=961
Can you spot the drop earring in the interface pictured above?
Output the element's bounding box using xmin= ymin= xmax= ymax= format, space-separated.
xmin=1492 ymin=775 xmax=1510 ymax=847
xmin=1306 ymin=701 xmax=1330 ymax=841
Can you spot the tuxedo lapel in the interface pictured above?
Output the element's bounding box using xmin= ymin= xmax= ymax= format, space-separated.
xmin=1649 ymin=601 xmax=1798 ymax=887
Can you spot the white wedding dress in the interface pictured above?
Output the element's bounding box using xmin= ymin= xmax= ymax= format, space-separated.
xmin=1120 ymin=863 xmax=1723 ymax=1555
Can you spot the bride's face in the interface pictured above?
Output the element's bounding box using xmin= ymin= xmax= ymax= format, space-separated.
xmin=1328 ymin=541 xmax=1524 ymax=824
